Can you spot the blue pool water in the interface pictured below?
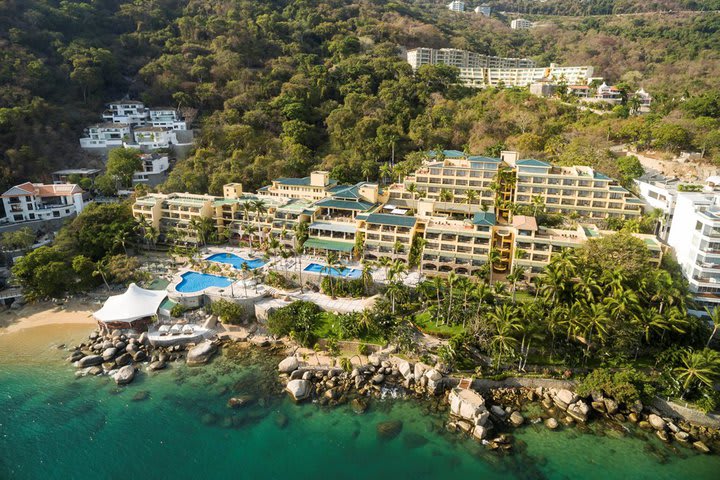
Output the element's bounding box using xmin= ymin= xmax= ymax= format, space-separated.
xmin=304 ymin=262 xmax=362 ymax=279
xmin=176 ymin=271 xmax=233 ymax=293
xmin=207 ymin=252 xmax=265 ymax=270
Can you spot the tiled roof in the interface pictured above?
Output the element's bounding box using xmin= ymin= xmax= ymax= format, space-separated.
xmin=2 ymin=182 xmax=83 ymax=198
xmin=512 ymin=215 xmax=538 ymax=231
xmin=472 ymin=212 xmax=496 ymax=226
xmin=594 ymin=172 xmax=611 ymax=180
xmin=366 ymin=213 xmax=417 ymax=228
xmin=468 ymin=155 xmax=502 ymax=163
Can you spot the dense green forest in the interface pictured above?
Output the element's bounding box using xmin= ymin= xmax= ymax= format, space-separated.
xmin=1 ymin=0 xmax=719 ymax=195
xmin=484 ymin=0 xmax=720 ymax=15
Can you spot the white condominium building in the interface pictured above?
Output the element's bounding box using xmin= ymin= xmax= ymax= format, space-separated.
xmin=447 ymin=1 xmax=465 ymax=12
xmin=1 ymin=182 xmax=85 ymax=224
xmin=79 ymin=123 xmax=131 ymax=149
xmin=667 ymin=192 xmax=720 ymax=314
xmin=459 ymin=64 xmax=594 ymax=88
xmin=102 ymin=100 xmax=147 ymax=126
xmin=511 ymin=19 xmax=532 ymax=30
xmin=407 ymin=48 xmax=536 ymax=70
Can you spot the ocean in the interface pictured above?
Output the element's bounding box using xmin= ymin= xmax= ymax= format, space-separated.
xmin=1 ymin=324 xmax=719 ymax=480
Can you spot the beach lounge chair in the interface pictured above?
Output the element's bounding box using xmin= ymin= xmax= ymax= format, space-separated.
xmin=158 ymin=325 xmax=170 ymax=336
xmin=170 ymin=324 xmax=182 ymax=335
xmin=182 ymin=325 xmax=194 ymax=335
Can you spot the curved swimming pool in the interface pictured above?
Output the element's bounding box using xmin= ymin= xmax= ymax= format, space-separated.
xmin=176 ymin=271 xmax=234 ymax=293
xmin=207 ymin=252 xmax=266 ymax=270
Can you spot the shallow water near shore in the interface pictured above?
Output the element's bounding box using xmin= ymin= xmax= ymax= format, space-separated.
xmin=2 ymin=325 xmax=720 ymax=480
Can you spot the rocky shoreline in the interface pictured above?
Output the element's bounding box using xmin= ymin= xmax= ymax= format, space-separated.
xmin=275 ymin=350 xmax=720 ymax=457
xmin=65 ymin=330 xmax=720 ymax=458
xmin=67 ymin=329 xmax=219 ymax=385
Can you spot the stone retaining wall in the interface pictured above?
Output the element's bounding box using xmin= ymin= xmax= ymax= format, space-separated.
xmin=465 ymin=377 xmax=576 ymax=392
xmin=651 ymin=397 xmax=720 ymax=428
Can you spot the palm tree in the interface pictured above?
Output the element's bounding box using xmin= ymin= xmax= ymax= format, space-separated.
xmin=361 ymin=261 xmax=374 ymax=295
xmin=465 ymin=189 xmax=478 ymax=214
xmin=379 ymin=163 xmax=393 ymax=185
xmin=705 ymin=307 xmax=720 ymax=347
xmin=604 ymin=287 xmax=639 ymax=322
xmin=386 ymin=281 xmax=405 ymax=314
xmin=431 ymin=276 xmax=445 ymax=326
xmin=252 ymin=199 xmax=268 ymax=245
xmin=674 ymin=348 xmax=720 ymax=399
xmin=244 ymin=224 xmax=258 ymax=253
xmin=407 ymin=182 xmax=418 ymax=204
xmin=388 ymin=259 xmax=407 ymax=283
xmin=377 ymin=256 xmax=393 ymax=281
xmin=531 ymin=195 xmax=545 ymax=216
xmin=113 ymin=230 xmax=130 ymax=255
xmin=439 ymin=189 xmax=454 ymax=203
xmin=487 ymin=248 xmax=501 ymax=284
xmin=240 ymin=263 xmax=250 ymax=297
xmin=579 ymin=302 xmax=610 ymax=358
xmin=93 ymin=259 xmax=111 ymax=291
xmin=508 ymin=265 xmax=526 ymax=303
xmin=446 ymin=271 xmax=458 ymax=320
xmin=392 ymin=240 xmax=405 ymax=261
xmin=323 ymin=251 xmax=341 ymax=298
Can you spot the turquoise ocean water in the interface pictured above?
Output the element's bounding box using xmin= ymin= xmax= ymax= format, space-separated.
xmin=2 ymin=324 xmax=720 ymax=480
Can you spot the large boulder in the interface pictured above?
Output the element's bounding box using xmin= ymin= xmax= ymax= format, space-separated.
xmin=425 ymin=369 xmax=443 ymax=394
xmin=376 ymin=420 xmax=403 ymax=440
xmin=567 ymin=401 xmax=590 ymax=423
xmin=413 ymin=363 xmax=428 ymax=382
xmin=76 ymin=355 xmax=103 ymax=368
xmin=148 ymin=360 xmax=166 ymax=371
xmin=285 ymin=379 xmax=311 ymax=402
xmin=186 ymin=341 xmax=217 ymax=366
xmin=544 ymin=418 xmax=559 ymax=430
xmin=554 ymin=389 xmax=578 ymax=409
xmin=278 ymin=356 xmax=299 ymax=373
xmin=398 ymin=361 xmax=413 ymax=381
xmin=449 ymin=388 xmax=488 ymax=427
xmin=115 ymin=353 xmax=133 ymax=367
xmin=603 ymin=398 xmax=619 ymax=415
xmin=648 ymin=414 xmax=666 ymax=431
xmin=114 ymin=365 xmax=136 ymax=385
xmin=509 ymin=411 xmax=525 ymax=427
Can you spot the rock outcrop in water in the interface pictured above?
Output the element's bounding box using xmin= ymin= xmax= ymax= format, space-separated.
xmin=187 ymin=341 xmax=217 ymax=365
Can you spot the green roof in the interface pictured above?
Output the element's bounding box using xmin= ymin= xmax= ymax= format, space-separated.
xmin=366 ymin=213 xmax=416 ymax=228
xmin=303 ymin=238 xmax=355 ymax=252
xmin=159 ymin=298 xmax=177 ymax=311
xmin=316 ymin=198 xmax=374 ymax=211
xmin=594 ymin=172 xmax=611 ymax=180
xmin=147 ymin=278 xmax=170 ymax=290
xmin=275 ymin=176 xmax=312 ymax=186
xmin=472 ymin=212 xmax=496 ymax=226
xmin=517 ymin=159 xmax=551 ymax=168
xmin=428 ymin=149 xmax=465 ymax=158
xmin=331 ymin=184 xmax=363 ymax=200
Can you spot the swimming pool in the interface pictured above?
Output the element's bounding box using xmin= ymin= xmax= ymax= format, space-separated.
xmin=303 ymin=262 xmax=362 ymax=279
xmin=176 ymin=271 xmax=234 ymax=293
xmin=207 ymin=252 xmax=266 ymax=270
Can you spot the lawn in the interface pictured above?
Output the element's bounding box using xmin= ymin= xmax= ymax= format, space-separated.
xmin=314 ymin=312 xmax=385 ymax=345
xmin=413 ymin=311 xmax=466 ymax=338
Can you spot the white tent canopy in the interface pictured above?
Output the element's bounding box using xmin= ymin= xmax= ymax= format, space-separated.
xmin=94 ymin=283 xmax=167 ymax=324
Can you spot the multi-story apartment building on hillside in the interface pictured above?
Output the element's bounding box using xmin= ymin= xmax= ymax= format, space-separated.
xmin=667 ymin=192 xmax=720 ymax=314
xmin=132 ymin=149 xmax=660 ymax=280
xmin=407 ymin=48 xmax=536 ymax=70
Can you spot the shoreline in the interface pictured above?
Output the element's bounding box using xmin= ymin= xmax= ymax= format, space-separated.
xmin=0 ymin=299 xmax=97 ymax=335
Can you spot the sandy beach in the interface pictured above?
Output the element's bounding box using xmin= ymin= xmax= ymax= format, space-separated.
xmin=0 ymin=298 xmax=97 ymax=334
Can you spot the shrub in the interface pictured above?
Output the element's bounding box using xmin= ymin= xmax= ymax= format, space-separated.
xmin=576 ymin=368 xmax=656 ymax=404
xmin=358 ymin=343 xmax=369 ymax=356
xmin=170 ymin=304 xmax=187 ymax=318
xmin=210 ymin=299 xmax=246 ymax=324
xmin=265 ymin=271 xmax=296 ymax=289
xmin=267 ymin=301 xmax=321 ymax=347
xmin=320 ymin=277 xmax=365 ymax=298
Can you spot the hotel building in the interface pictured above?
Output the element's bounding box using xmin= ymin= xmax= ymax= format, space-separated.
xmin=132 ymin=150 xmax=660 ymax=279
xmin=407 ymin=48 xmax=536 ymax=71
